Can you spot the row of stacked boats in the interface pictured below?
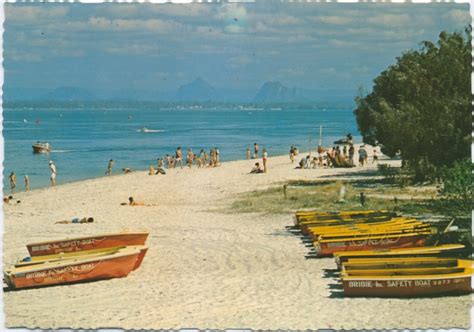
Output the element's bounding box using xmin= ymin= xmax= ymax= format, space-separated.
xmin=4 ymin=232 xmax=149 ymax=290
xmin=294 ymin=210 xmax=472 ymax=297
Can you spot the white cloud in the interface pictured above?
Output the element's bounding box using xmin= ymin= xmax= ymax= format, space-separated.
xmin=150 ymin=3 xmax=213 ymax=17
xmin=227 ymin=54 xmax=254 ymax=68
xmin=258 ymin=14 xmax=302 ymax=26
xmin=64 ymin=17 xmax=184 ymax=33
xmin=310 ymin=16 xmax=353 ymax=25
xmin=224 ymin=24 xmax=245 ymax=34
xmin=366 ymin=14 xmax=411 ymax=27
xmin=6 ymin=6 xmax=69 ymax=22
xmin=216 ymin=3 xmax=247 ymax=21
xmin=105 ymin=43 xmax=158 ymax=56
xmin=277 ymin=67 xmax=305 ymax=78
xmin=6 ymin=50 xmax=43 ymax=62
xmin=444 ymin=9 xmax=471 ymax=25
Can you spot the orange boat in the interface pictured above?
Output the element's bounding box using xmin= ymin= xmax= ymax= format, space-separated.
xmin=341 ymin=262 xmax=472 ymax=297
xmin=314 ymin=232 xmax=427 ymax=257
xmin=26 ymin=232 xmax=149 ymax=256
xmin=4 ymin=246 xmax=148 ymax=289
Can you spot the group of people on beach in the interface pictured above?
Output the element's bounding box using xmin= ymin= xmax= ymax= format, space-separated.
xmin=165 ymin=147 xmax=221 ymax=170
xmin=247 ymin=143 xmax=269 ymax=174
xmin=6 ymin=133 xmax=380 ymax=193
xmin=290 ymin=134 xmax=378 ymax=169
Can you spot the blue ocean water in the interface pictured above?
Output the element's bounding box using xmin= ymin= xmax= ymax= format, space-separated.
xmin=3 ymin=107 xmax=359 ymax=191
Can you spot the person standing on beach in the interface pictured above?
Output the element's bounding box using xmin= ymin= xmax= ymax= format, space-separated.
xmin=24 ymin=175 xmax=30 ymax=191
xmin=165 ymin=154 xmax=171 ymax=169
xmin=156 ymin=158 xmax=166 ymax=174
xmin=9 ymin=172 xmax=16 ymax=194
xmin=106 ymin=159 xmax=114 ymax=175
xmin=373 ymin=149 xmax=379 ymax=164
xmin=247 ymin=147 xmax=251 ymax=160
xmin=49 ymin=161 xmax=57 ymax=186
xmin=358 ymin=146 xmax=367 ymax=166
xmin=262 ymin=149 xmax=268 ymax=173
xmin=215 ymin=147 xmax=220 ymax=165
xmin=187 ymin=148 xmax=194 ymax=168
xmin=348 ymin=144 xmax=355 ymax=165
xmin=176 ymin=147 xmax=183 ymax=169
xmin=253 ymin=143 xmax=259 ymax=159
xmin=290 ymin=146 xmax=295 ymax=163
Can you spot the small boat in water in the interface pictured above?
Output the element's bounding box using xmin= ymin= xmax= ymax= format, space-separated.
xmin=32 ymin=142 xmax=51 ymax=154
xmin=4 ymin=246 xmax=148 ymax=289
xmin=26 ymin=232 xmax=149 ymax=257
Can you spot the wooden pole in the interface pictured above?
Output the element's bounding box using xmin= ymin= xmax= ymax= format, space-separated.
xmin=319 ymin=124 xmax=323 ymax=147
xmin=308 ymin=135 xmax=311 ymax=158
xmin=434 ymin=218 xmax=455 ymax=246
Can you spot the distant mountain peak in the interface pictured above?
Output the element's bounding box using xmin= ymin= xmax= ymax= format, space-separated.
xmin=176 ymin=78 xmax=216 ymax=102
xmin=254 ymin=81 xmax=301 ymax=103
xmin=43 ymin=86 xmax=95 ymax=101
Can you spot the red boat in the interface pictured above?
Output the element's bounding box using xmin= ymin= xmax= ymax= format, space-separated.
xmin=4 ymin=246 xmax=148 ymax=289
xmin=314 ymin=233 xmax=427 ymax=257
xmin=341 ymin=264 xmax=472 ymax=297
xmin=26 ymin=232 xmax=149 ymax=257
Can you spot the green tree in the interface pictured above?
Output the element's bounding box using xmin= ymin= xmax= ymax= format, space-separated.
xmin=354 ymin=28 xmax=472 ymax=181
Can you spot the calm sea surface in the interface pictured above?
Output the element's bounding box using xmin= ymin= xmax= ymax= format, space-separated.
xmin=4 ymin=107 xmax=359 ymax=191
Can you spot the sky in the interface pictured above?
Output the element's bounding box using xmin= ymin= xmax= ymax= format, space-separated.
xmin=3 ymin=1 xmax=471 ymax=100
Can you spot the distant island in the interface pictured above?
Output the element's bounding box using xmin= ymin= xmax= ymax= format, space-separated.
xmin=4 ymin=77 xmax=357 ymax=109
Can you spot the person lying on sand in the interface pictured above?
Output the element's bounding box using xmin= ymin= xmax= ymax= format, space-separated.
xmin=55 ymin=217 xmax=94 ymax=224
xmin=3 ymin=195 xmax=21 ymax=204
xmin=121 ymin=197 xmax=157 ymax=206
xmin=122 ymin=168 xmax=133 ymax=174
xmin=250 ymin=162 xmax=264 ymax=174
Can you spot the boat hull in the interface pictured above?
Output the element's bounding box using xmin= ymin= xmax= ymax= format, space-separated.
xmin=32 ymin=144 xmax=51 ymax=154
xmin=27 ymin=232 xmax=149 ymax=256
xmin=6 ymin=251 xmax=140 ymax=289
xmin=315 ymin=234 xmax=426 ymax=257
xmin=342 ymin=275 xmax=472 ymax=297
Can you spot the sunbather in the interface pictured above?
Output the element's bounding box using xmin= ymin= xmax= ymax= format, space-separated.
xmin=55 ymin=217 xmax=94 ymax=224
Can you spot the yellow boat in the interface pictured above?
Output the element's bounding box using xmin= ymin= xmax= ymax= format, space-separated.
xmin=341 ymin=265 xmax=472 ymax=297
xmin=295 ymin=210 xmax=397 ymax=225
xmin=307 ymin=219 xmax=426 ymax=237
xmin=15 ymin=246 xmax=126 ymax=267
xmin=315 ymin=227 xmax=433 ymax=242
xmin=296 ymin=209 xmax=389 ymax=217
xmin=334 ymin=244 xmax=466 ymax=268
xmin=314 ymin=231 xmax=429 ymax=257
xmin=342 ymin=257 xmax=462 ymax=272
xmin=342 ymin=259 xmax=472 ymax=277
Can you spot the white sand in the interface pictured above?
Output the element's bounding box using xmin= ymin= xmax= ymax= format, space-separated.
xmin=3 ymin=147 xmax=471 ymax=329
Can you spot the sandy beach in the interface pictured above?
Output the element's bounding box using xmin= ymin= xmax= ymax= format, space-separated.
xmin=3 ymin=148 xmax=471 ymax=330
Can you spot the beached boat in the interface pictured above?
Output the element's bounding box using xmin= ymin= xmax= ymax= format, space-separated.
xmin=298 ymin=214 xmax=397 ymax=231
xmin=305 ymin=218 xmax=427 ymax=238
xmin=313 ymin=232 xmax=428 ymax=257
xmin=311 ymin=223 xmax=433 ymax=242
xmin=295 ymin=210 xmax=397 ymax=225
xmin=340 ymin=260 xmax=472 ymax=297
xmin=26 ymin=232 xmax=149 ymax=257
xmin=4 ymin=246 xmax=148 ymax=290
xmin=16 ymin=246 xmax=126 ymax=267
xmin=334 ymin=244 xmax=466 ymax=268
xmin=341 ymin=257 xmax=463 ymax=272
xmin=32 ymin=142 xmax=51 ymax=154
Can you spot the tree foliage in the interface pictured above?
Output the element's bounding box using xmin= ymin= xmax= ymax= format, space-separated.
xmin=436 ymin=158 xmax=473 ymax=218
xmin=354 ymin=28 xmax=472 ymax=180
